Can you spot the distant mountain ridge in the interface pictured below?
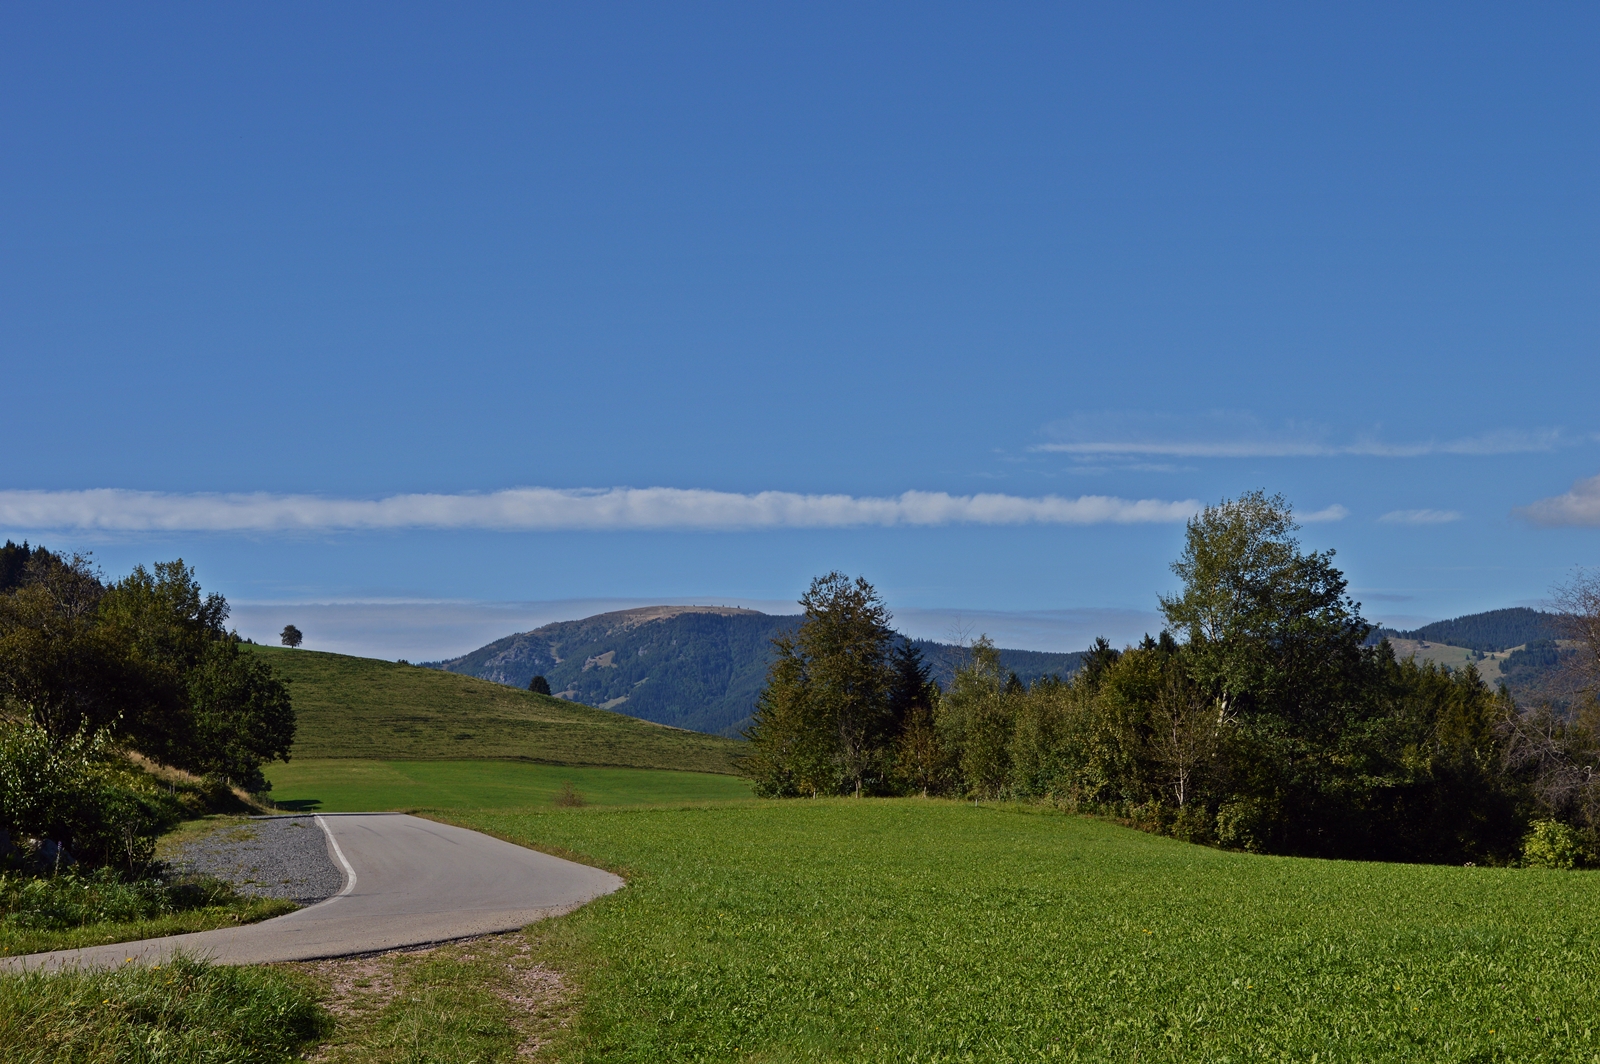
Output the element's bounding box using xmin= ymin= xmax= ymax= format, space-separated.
xmin=424 ymin=606 xmax=1084 ymax=737
xmin=1371 ymin=607 xmax=1561 ymax=653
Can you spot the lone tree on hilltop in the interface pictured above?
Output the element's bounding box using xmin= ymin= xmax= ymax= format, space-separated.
xmin=528 ymin=675 xmax=552 ymax=696
xmin=280 ymin=624 xmax=303 ymax=648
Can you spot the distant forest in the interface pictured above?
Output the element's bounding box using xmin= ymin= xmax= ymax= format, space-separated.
xmin=1370 ymin=607 xmax=1561 ymax=653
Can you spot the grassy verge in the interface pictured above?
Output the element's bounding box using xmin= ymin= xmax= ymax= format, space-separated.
xmin=249 ymin=644 xmax=745 ymax=773
xmin=266 ymin=758 xmax=753 ymax=812
xmin=432 ymin=798 xmax=1600 ymax=1063
xmin=0 ymin=953 xmax=327 ymax=1063
xmin=0 ymin=868 xmax=295 ymax=957
xmin=296 ymin=929 xmax=573 ymax=1062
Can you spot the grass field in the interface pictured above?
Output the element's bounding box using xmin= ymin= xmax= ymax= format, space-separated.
xmin=1387 ymin=637 xmax=1511 ymax=683
xmin=248 ymin=644 xmax=743 ymax=773
xmin=433 ymin=799 xmax=1600 ymax=1063
xmin=265 ymin=759 xmax=753 ymax=812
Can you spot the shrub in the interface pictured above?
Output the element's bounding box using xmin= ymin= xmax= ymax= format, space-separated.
xmin=0 ymin=721 xmax=176 ymax=871
xmin=0 ymin=868 xmax=239 ymax=931
xmin=1522 ymin=819 xmax=1587 ymax=870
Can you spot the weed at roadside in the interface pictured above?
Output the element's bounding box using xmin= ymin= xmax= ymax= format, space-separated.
xmin=0 ymin=868 xmax=294 ymax=956
xmin=0 ymin=953 xmax=328 ymax=1063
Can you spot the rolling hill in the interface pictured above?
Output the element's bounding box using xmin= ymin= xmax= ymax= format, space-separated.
xmin=1371 ymin=608 xmax=1577 ymax=706
xmin=1371 ymin=607 xmax=1562 ymax=653
xmin=424 ymin=606 xmax=1086 ymax=736
xmin=246 ymin=644 xmax=742 ymax=774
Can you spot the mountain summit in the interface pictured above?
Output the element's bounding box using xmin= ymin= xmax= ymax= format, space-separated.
xmin=425 ymin=606 xmax=1083 ymax=736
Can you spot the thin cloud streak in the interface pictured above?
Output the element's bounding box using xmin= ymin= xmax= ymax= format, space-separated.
xmin=0 ymin=487 xmax=1203 ymax=533
xmin=1030 ymin=429 xmax=1563 ymax=459
xmin=1517 ymin=473 xmax=1600 ymax=528
xmin=1379 ymin=509 xmax=1463 ymax=525
xmin=1300 ymin=504 xmax=1350 ymax=523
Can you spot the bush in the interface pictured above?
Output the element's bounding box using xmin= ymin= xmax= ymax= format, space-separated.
xmin=0 ymin=868 xmax=238 ymax=932
xmin=0 ymin=721 xmax=177 ymax=871
xmin=1522 ymin=819 xmax=1587 ymax=870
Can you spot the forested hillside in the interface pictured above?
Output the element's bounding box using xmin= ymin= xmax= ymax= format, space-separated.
xmin=428 ymin=607 xmax=1084 ymax=736
xmin=1371 ymin=607 xmax=1561 ymax=652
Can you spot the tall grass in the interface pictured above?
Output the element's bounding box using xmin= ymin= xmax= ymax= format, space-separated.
xmin=0 ymin=870 xmax=294 ymax=956
xmin=0 ymin=954 xmax=327 ymax=1063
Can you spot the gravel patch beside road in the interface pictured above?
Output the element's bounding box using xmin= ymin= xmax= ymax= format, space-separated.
xmin=166 ymin=816 xmax=344 ymax=905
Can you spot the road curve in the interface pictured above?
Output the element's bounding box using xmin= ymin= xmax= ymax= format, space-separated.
xmin=4 ymin=814 xmax=623 ymax=972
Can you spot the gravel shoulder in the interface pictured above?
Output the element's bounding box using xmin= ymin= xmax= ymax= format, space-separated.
xmin=164 ymin=815 xmax=344 ymax=905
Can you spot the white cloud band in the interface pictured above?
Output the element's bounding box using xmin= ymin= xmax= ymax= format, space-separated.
xmin=1378 ymin=509 xmax=1463 ymax=525
xmin=0 ymin=487 xmax=1203 ymax=533
xmin=1300 ymin=504 xmax=1350 ymax=523
xmin=1518 ymin=473 xmax=1600 ymax=528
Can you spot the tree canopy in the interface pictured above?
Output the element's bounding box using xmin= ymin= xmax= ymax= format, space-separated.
xmin=742 ymin=495 xmax=1590 ymax=866
xmin=0 ymin=547 xmax=295 ymax=791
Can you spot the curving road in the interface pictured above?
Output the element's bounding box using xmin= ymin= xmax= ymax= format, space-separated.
xmin=4 ymin=814 xmax=623 ymax=972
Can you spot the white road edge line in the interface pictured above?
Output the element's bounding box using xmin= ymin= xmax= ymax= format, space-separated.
xmin=316 ymin=815 xmax=358 ymax=898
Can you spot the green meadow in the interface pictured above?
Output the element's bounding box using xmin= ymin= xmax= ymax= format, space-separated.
xmin=248 ymin=645 xmax=743 ymax=774
xmin=433 ymin=799 xmax=1600 ymax=1063
xmin=266 ymin=758 xmax=753 ymax=811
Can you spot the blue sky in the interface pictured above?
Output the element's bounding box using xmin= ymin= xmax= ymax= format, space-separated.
xmin=3 ymin=3 xmax=1597 ymax=657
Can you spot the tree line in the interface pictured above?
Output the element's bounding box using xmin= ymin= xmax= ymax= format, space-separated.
xmin=0 ymin=541 xmax=296 ymax=869
xmin=742 ymin=492 xmax=1600 ymax=866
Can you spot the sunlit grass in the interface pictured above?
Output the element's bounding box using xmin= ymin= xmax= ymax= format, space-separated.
xmin=0 ymin=870 xmax=295 ymax=957
xmin=447 ymin=799 xmax=1600 ymax=1063
xmin=0 ymin=953 xmax=327 ymax=1063
xmin=266 ymin=758 xmax=753 ymax=812
xmin=248 ymin=644 xmax=743 ymax=773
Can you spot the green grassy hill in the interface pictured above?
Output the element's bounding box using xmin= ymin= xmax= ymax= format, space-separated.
xmin=264 ymin=758 xmax=752 ymax=811
xmin=249 ymin=644 xmax=743 ymax=774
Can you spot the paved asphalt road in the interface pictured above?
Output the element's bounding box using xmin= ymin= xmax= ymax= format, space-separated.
xmin=4 ymin=814 xmax=624 ymax=971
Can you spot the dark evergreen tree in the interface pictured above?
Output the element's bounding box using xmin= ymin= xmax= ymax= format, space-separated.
xmin=742 ymin=573 xmax=895 ymax=797
xmin=528 ymin=675 xmax=552 ymax=696
xmin=887 ymin=640 xmax=933 ymax=733
xmin=0 ymin=540 xmax=39 ymax=594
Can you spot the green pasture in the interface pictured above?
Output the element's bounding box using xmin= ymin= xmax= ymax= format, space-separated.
xmin=265 ymin=758 xmax=754 ymax=812
xmin=446 ymin=799 xmax=1600 ymax=1063
xmin=1386 ymin=637 xmax=1510 ymax=683
xmin=248 ymin=644 xmax=743 ymax=774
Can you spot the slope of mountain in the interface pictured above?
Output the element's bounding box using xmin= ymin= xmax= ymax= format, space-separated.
xmin=1368 ymin=608 xmax=1579 ymax=708
xmin=247 ymin=644 xmax=742 ymax=773
xmin=1370 ymin=607 xmax=1562 ymax=653
xmin=426 ymin=607 xmax=1085 ymax=737
xmin=425 ymin=607 xmax=792 ymax=736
